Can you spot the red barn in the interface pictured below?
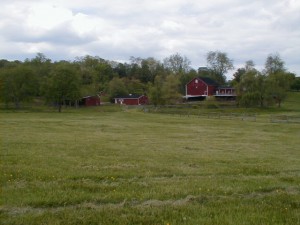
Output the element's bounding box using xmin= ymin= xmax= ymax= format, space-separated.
xmin=185 ymin=77 xmax=236 ymax=100
xmin=79 ymin=95 xmax=101 ymax=106
xmin=114 ymin=94 xmax=148 ymax=105
xmin=185 ymin=77 xmax=218 ymax=98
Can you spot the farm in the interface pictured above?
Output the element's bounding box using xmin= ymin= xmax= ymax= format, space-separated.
xmin=1 ymin=95 xmax=300 ymax=225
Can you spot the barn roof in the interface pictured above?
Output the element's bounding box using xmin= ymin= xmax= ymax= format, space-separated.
xmin=186 ymin=77 xmax=219 ymax=86
xmin=82 ymin=95 xmax=100 ymax=99
xmin=115 ymin=94 xmax=145 ymax=99
xmin=199 ymin=77 xmax=219 ymax=86
xmin=217 ymin=86 xmax=235 ymax=89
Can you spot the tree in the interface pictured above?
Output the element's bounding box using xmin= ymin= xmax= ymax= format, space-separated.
xmin=245 ymin=60 xmax=255 ymax=72
xmin=263 ymin=54 xmax=292 ymax=107
xmin=206 ymin=51 xmax=234 ymax=84
xmin=266 ymin=72 xmax=294 ymax=107
xmin=25 ymin=53 xmax=52 ymax=95
xmin=264 ymin=53 xmax=285 ymax=75
xmin=163 ymin=53 xmax=191 ymax=74
xmin=107 ymin=77 xmax=128 ymax=102
xmin=232 ymin=68 xmax=246 ymax=84
xmin=124 ymin=78 xmax=145 ymax=95
xmin=0 ymin=64 xmax=38 ymax=108
xmin=114 ymin=63 xmax=128 ymax=78
xmin=148 ymin=75 xmax=165 ymax=106
xmin=162 ymin=75 xmax=182 ymax=104
xmin=236 ymin=70 xmax=266 ymax=107
xmin=139 ymin=58 xmax=162 ymax=83
xmin=232 ymin=60 xmax=256 ymax=85
xmin=291 ymin=76 xmax=300 ymax=91
xmin=44 ymin=62 xmax=81 ymax=112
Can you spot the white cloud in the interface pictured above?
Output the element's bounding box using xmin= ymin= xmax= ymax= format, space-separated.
xmin=0 ymin=0 xmax=299 ymax=76
xmin=26 ymin=4 xmax=73 ymax=30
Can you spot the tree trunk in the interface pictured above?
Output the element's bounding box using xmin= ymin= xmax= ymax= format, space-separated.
xmin=14 ymin=100 xmax=20 ymax=109
xmin=278 ymin=100 xmax=281 ymax=108
xmin=58 ymin=103 xmax=62 ymax=112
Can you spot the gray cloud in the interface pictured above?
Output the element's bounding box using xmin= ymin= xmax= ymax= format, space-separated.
xmin=0 ymin=0 xmax=299 ymax=77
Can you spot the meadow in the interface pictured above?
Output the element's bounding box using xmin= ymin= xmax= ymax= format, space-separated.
xmin=1 ymin=95 xmax=300 ymax=225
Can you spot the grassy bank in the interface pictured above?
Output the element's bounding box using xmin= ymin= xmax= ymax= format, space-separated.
xmin=1 ymin=94 xmax=300 ymax=224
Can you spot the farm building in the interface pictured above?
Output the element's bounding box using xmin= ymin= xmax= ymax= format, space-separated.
xmin=185 ymin=77 xmax=236 ymax=100
xmin=79 ymin=95 xmax=101 ymax=106
xmin=114 ymin=94 xmax=148 ymax=105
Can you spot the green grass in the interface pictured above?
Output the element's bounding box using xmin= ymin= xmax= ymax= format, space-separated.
xmin=1 ymin=96 xmax=300 ymax=224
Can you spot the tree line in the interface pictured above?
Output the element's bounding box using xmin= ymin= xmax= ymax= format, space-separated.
xmin=0 ymin=52 xmax=299 ymax=111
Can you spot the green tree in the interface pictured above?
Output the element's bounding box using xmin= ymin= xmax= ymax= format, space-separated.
xmin=266 ymin=72 xmax=294 ymax=107
xmin=107 ymin=77 xmax=128 ymax=102
xmin=232 ymin=68 xmax=246 ymax=84
xmin=264 ymin=53 xmax=285 ymax=75
xmin=163 ymin=53 xmax=191 ymax=74
xmin=232 ymin=60 xmax=256 ymax=85
xmin=162 ymin=75 xmax=182 ymax=104
xmin=24 ymin=53 xmax=52 ymax=95
xmin=245 ymin=60 xmax=255 ymax=72
xmin=0 ymin=64 xmax=38 ymax=108
xmin=44 ymin=62 xmax=81 ymax=112
xmin=206 ymin=51 xmax=234 ymax=84
xmin=291 ymin=76 xmax=300 ymax=91
xmin=236 ymin=70 xmax=266 ymax=107
xmin=75 ymin=55 xmax=114 ymax=95
xmin=124 ymin=78 xmax=145 ymax=95
xmin=263 ymin=54 xmax=292 ymax=107
xmin=148 ymin=75 xmax=165 ymax=106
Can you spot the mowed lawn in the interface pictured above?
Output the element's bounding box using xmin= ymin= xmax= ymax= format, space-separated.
xmin=1 ymin=107 xmax=300 ymax=225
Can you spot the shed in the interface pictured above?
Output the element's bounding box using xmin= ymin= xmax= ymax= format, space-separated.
xmin=114 ymin=94 xmax=148 ymax=105
xmin=79 ymin=95 xmax=101 ymax=106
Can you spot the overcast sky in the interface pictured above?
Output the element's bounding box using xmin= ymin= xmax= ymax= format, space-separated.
xmin=1 ymin=0 xmax=300 ymax=77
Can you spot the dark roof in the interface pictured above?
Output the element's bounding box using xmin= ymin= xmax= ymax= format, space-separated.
xmin=82 ymin=95 xmax=100 ymax=99
xmin=115 ymin=94 xmax=145 ymax=99
xmin=217 ymin=86 xmax=235 ymax=89
xmin=199 ymin=77 xmax=219 ymax=86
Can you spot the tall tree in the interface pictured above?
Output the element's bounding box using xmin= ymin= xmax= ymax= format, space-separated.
xmin=107 ymin=77 xmax=128 ymax=102
xmin=236 ymin=70 xmax=266 ymax=107
xmin=232 ymin=68 xmax=246 ymax=84
xmin=0 ymin=64 xmax=38 ymax=108
xmin=263 ymin=53 xmax=292 ymax=107
xmin=291 ymin=76 xmax=300 ymax=91
xmin=232 ymin=60 xmax=256 ymax=85
xmin=139 ymin=57 xmax=162 ymax=83
xmin=245 ymin=60 xmax=255 ymax=72
xmin=163 ymin=53 xmax=191 ymax=74
xmin=264 ymin=53 xmax=285 ymax=75
xmin=44 ymin=62 xmax=81 ymax=112
xmin=266 ymin=72 xmax=294 ymax=107
xmin=206 ymin=51 xmax=234 ymax=85
xmin=162 ymin=75 xmax=182 ymax=104
xmin=148 ymin=75 xmax=165 ymax=106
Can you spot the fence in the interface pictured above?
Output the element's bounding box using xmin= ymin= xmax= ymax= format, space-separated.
xmin=270 ymin=115 xmax=300 ymax=123
xmin=143 ymin=106 xmax=257 ymax=122
xmin=178 ymin=112 xmax=257 ymax=122
xmin=122 ymin=105 xmax=300 ymax=124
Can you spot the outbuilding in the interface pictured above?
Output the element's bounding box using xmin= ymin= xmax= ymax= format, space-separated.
xmin=79 ymin=95 xmax=101 ymax=106
xmin=114 ymin=94 xmax=148 ymax=105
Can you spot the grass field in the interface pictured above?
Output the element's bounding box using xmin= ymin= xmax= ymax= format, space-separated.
xmin=1 ymin=94 xmax=300 ymax=224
